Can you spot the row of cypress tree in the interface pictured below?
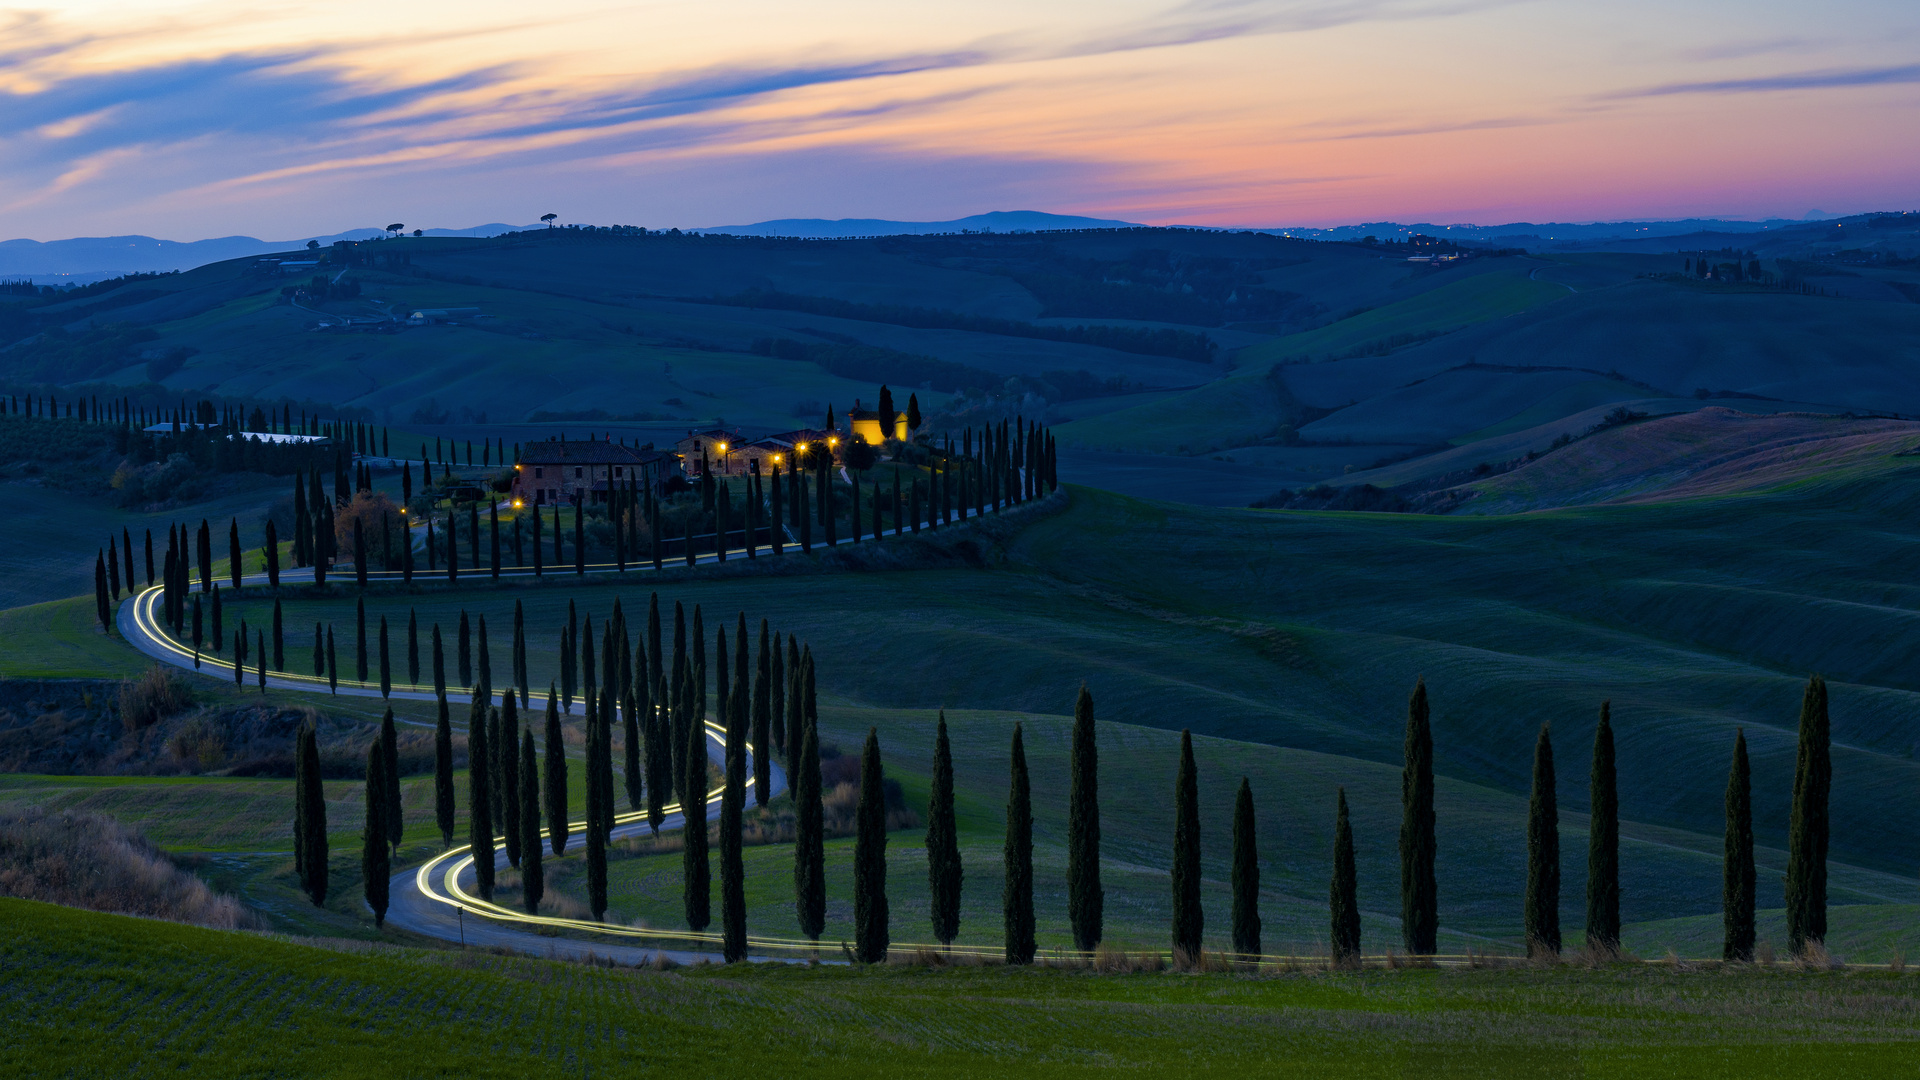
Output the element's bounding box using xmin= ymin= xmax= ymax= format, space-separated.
xmin=1393 ymin=677 xmax=1834 ymax=963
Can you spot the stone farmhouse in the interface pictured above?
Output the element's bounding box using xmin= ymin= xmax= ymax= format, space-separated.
xmin=677 ymin=427 xmax=839 ymax=477
xmin=512 ymin=437 xmax=674 ymax=505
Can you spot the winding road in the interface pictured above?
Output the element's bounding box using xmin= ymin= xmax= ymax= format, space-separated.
xmin=117 ymin=569 xmax=806 ymax=964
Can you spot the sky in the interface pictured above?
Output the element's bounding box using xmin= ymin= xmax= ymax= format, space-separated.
xmin=2 ymin=0 xmax=1918 ymax=240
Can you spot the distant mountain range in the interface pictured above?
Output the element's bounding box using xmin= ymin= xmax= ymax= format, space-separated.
xmin=0 ymin=224 xmax=532 ymax=281
xmin=0 ymin=209 xmax=1876 ymax=281
xmin=699 ymin=210 xmax=1141 ymax=237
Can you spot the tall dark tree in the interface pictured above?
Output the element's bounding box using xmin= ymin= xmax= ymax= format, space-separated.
xmin=647 ymin=674 xmax=669 ymax=835
xmin=377 ymin=615 xmax=391 ymax=698
xmin=434 ymin=693 xmax=454 ymax=846
xmin=853 ymin=727 xmax=889 ymax=963
xmin=1586 ymin=701 xmax=1620 ymax=955
xmin=1399 ymin=679 xmax=1437 ymax=956
xmin=720 ymin=676 xmax=748 ymax=962
xmin=1231 ymin=777 xmax=1261 ymax=957
xmin=542 ymin=687 xmax=569 ymax=855
xmin=521 ymin=730 xmax=544 ymax=915
xmin=1723 ymin=729 xmax=1756 ymax=962
xmin=624 ymin=680 xmax=643 ymax=812
xmin=926 ymin=712 xmax=963 ymax=947
xmin=752 ymin=618 xmax=771 ymax=807
xmin=380 ymin=708 xmax=402 ymax=855
xmin=362 ymin=742 xmax=390 ymax=927
xmin=1330 ymin=788 xmax=1360 ymax=966
xmin=1003 ymin=722 xmax=1035 ymax=964
xmin=682 ymin=708 xmax=711 ymax=931
xmin=513 ymin=600 xmax=528 ymax=706
xmin=1066 ymin=684 xmax=1103 ymax=952
xmin=1525 ymin=723 xmax=1561 ymax=957
xmin=1785 ymin=675 xmax=1831 ymax=956
xmin=500 ymin=690 xmax=522 ymax=870
xmin=297 ymin=723 xmax=328 ymax=906
xmin=467 ymin=689 xmax=494 ymax=900
xmin=794 ymin=700 xmax=825 ymax=942
xmin=586 ymin=778 xmax=609 ymax=922
xmin=1171 ymin=729 xmax=1203 ymax=961
xmin=93 ymin=552 xmax=110 ymax=631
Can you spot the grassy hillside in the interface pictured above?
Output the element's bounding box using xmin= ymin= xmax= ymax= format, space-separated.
xmin=13 ymin=899 xmax=1920 ymax=1078
xmin=40 ymin=453 xmax=1904 ymax=951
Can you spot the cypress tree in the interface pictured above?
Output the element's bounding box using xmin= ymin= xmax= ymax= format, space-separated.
xmin=1785 ymin=675 xmax=1831 ymax=956
xmin=559 ymin=624 xmax=575 ymax=714
xmin=500 ymin=690 xmax=522 ymax=870
xmin=1330 ymin=788 xmax=1360 ymax=966
xmin=468 ymin=689 xmax=494 ymax=900
xmin=1723 ymin=729 xmax=1756 ymax=962
xmin=378 ymin=615 xmax=390 ymax=698
xmin=521 ymin=730 xmax=543 ymax=915
xmin=926 ymin=711 xmax=963 ymax=947
xmin=94 ymin=553 xmax=110 ymax=631
xmin=1171 ymin=729 xmax=1203 ymax=962
xmin=853 ymin=727 xmax=889 ymax=963
xmin=512 ymin=600 xmax=527 ymax=704
xmin=381 ymin=708 xmax=402 ymax=854
xmin=770 ymin=630 xmax=787 ymax=757
xmin=1231 ymin=777 xmax=1261 ymax=957
xmin=596 ymin=661 xmax=617 ymax=843
xmin=795 ymin=701 xmax=825 ymax=942
xmin=752 ymin=618 xmax=771 ymax=807
xmin=683 ymin=707 xmax=711 ymax=931
xmin=294 ymin=721 xmax=310 ymax=882
xmin=488 ymin=699 xmax=504 ymax=829
xmin=1066 ymin=683 xmax=1103 ymax=952
xmin=1399 ymin=679 xmax=1437 ymax=955
xmin=721 ymin=675 xmax=748 ymax=962
xmin=624 ymin=679 xmax=643 ymax=812
xmin=586 ymin=773 xmax=609 ymax=922
xmin=362 ymin=742 xmax=390 ymax=927
xmin=1586 ymin=701 xmax=1620 ymax=956
xmin=543 ymin=687 xmax=569 ymax=855
xmin=434 ymin=692 xmax=454 ymax=846
xmin=298 ymin=723 xmax=328 ymax=906
xmin=647 ymin=674 xmax=669 ymax=835
xmin=1003 ymin=722 xmax=1035 ymax=964
xmin=784 ymin=639 xmax=804 ymax=776
xmin=477 ymin=615 xmax=492 ymax=695
xmin=265 ymin=520 xmax=280 ymax=587
xmin=1525 ymin=723 xmax=1561 ymax=957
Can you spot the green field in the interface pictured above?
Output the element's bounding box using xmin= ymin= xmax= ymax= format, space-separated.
xmin=11 ymin=444 xmax=1911 ymax=956
xmin=7 ymin=898 xmax=1920 ymax=1079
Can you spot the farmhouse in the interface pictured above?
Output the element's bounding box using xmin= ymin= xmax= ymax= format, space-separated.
xmin=513 ymin=437 xmax=673 ymax=505
xmin=847 ymin=407 xmax=908 ymax=445
xmin=674 ymin=428 xmax=742 ymax=478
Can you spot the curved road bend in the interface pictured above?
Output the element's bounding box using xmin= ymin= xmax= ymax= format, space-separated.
xmin=119 ymin=581 xmax=790 ymax=965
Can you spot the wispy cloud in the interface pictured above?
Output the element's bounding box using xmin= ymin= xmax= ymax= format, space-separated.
xmin=1609 ymin=62 xmax=1920 ymax=98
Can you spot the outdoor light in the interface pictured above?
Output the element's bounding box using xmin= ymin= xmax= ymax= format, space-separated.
xmin=717 ymin=442 xmax=727 ymax=452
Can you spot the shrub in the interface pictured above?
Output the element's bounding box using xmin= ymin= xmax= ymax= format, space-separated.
xmin=119 ymin=666 xmax=193 ymax=732
xmin=0 ymin=807 xmax=254 ymax=928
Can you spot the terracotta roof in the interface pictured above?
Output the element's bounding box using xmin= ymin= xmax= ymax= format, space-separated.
xmin=756 ymin=428 xmax=835 ymax=447
xmin=517 ymin=439 xmax=658 ymax=465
